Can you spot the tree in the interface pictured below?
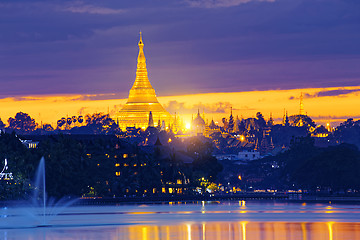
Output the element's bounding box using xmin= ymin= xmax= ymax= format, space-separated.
xmin=8 ymin=112 xmax=37 ymax=132
xmin=42 ymin=124 xmax=54 ymax=131
xmin=0 ymin=118 xmax=5 ymax=129
xmin=256 ymin=112 xmax=266 ymax=129
xmin=293 ymin=144 xmax=360 ymax=191
xmin=85 ymin=113 xmax=120 ymax=134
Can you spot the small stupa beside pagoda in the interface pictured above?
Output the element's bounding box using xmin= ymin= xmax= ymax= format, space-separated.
xmin=116 ymin=33 xmax=172 ymax=130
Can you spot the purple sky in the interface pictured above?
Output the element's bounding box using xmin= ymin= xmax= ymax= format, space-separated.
xmin=0 ymin=0 xmax=359 ymax=99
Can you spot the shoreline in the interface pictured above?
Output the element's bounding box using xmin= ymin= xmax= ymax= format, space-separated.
xmin=3 ymin=193 xmax=360 ymax=207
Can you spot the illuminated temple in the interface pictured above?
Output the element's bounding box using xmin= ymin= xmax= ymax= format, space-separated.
xmin=116 ymin=33 xmax=172 ymax=130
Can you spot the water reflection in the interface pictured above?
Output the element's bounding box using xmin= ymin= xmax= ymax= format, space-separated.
xmin=111 ymin=222 xmax=360 ymax=240
xmin=2 ymin=201 xmax=360 ymax=239
xmin=2 ymin=220 xmax=360 ymax=239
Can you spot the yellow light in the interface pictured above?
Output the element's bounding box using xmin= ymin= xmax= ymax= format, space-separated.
xmin=185 ymin=122 xmax=191 ymax=130
xmin=238 ymin=175 xmax=242 ymax=180
xmin=168 ymin=138 xmax=172 ymax=143
xmin=240 ymin=135 xmax=245 ymax=141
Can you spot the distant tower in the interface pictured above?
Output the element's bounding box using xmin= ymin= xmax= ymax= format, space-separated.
xmin=268 ymin=113 xmax=274 ymax=127
xmin=161 ymin=120 xmax=166 ymax=131
xmin=282 ymin=109 xmax=286 ymax=126
xmin=228 ymin=107 xmax=234 ymax=133
xmin=299 ymin=92 xmax=305 ymax=115
xmin=148 ymin=111 xmax=154 ymax=127
xmin=285 ymin=111 xmax=290 ymax=127
xmin=157 ymin=119 xmax=161 ymax=129
xmin=234 ymin=115 xmax=240 ymax=133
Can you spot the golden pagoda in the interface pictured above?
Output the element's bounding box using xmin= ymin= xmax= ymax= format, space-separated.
xmin=116 ymin=33 xmax=172 ymax=130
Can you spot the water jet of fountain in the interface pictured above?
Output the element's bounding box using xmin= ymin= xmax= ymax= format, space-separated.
xmin=32 ymin=156 xmax=47 ymax=226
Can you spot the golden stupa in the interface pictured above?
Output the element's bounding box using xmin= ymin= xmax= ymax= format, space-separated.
xmin=116 ymin=33 xmax=172 ymax=130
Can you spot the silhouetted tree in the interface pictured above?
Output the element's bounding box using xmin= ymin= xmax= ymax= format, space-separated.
xmin=8 ymin=112 xmax=37 ymax=133
xmin=0 ymin=118 xmax=5 ymax=129
xmin=256 ymin=112 xmax=266 ymax=129
xmin=42 ymin=124 xmax=54 ymax=131
xmin=85 ymin=113 xmax=120 ymax=134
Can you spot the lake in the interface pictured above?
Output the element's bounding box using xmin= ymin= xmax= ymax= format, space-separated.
xmin=1 ymin=200 xmax=360 ymax=239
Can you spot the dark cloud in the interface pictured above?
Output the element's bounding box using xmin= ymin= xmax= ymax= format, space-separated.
xmin=289 ymin=88 xmax=360 ymax=100
xmin=316 ymin=89 xmax=360 ymax=97
xmin=311 ymin=115 xmax=360 ymax=121
xmin=0 ymin=0 xmax=359 ymax=97
xmin=11 ymin=97 xmax=41 ymax=101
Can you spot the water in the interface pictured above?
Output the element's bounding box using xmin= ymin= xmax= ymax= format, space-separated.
xmin=1 ymin=201 xmax=360 ymax=239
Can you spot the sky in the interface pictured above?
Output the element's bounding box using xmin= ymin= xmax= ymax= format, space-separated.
xmin=0 ymin=0 xmax=359 ymax=126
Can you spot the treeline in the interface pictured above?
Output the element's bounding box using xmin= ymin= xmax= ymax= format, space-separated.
xmin=236 ymin=136 xmax=360 ymax=192
xmin=0 ymin=112 xmax=121 ymax=135
xmin=0 ymin=133 xmax=222 ymax=200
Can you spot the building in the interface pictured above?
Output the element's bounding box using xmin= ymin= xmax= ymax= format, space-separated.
xmin=115 ymin=33 xmax=172 ymax=130
xmin=238 ymin=150 xmax=261 ymax=161
xmin=191 ymin=110 xmax=206 ymax=136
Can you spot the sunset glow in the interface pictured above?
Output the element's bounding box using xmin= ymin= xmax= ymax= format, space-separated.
xmin=0 ymin=85 xmax=358 ymax=127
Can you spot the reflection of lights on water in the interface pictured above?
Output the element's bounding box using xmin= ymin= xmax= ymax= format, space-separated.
xmin=187 ymin=223 xmax=192 ymax=240
xmin=202 ymin=223 xmax=205 ymax=240
xmin=328 ymin=222 xmax=334 ymax=240
xmin=325 ymin=205 xmax=334 ymax=214
xmin=166 ymin=226 xmax=170 ymax=240
xmin=301 ymin=223 xmax=307 ymax=240
xmin=241 ymin=221 xmax=247 ymax=240
xmin=239 ymin=200 xmax=246 ymax=207
xmin=142 ymin=227 xmax=148 ymax=240
xmin=201 ymin=201 xmax=206 ymax=214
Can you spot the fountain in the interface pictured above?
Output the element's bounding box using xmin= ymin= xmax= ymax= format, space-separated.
xmin=0 ymin=157 xmax=77 ymax=228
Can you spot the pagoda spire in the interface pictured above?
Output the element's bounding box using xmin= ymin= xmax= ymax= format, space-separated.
xmin=116 ymin=33 xmax=172 ymax=130
xmin=148 ymin=111 xmax=154 ymax=127
xmin=299 ymin=92 xmax=305 ymax=115
xmin=127 ymin=32 xmax=157 ymax=103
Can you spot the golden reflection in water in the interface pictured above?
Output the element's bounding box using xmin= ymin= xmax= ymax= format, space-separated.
xmin=202 ymin=223 xmax=205 ymax=240
xmin=187 ymin=223 xmax=192 ymax=240
xmin=328 ymin=222 xmax=333 ymax=240
xmin=241 ymin=221 xmax=247 ymax=240
xmin=121 ymin=222 xmax=360 ymax=240
xmin=301 ymin=223 xmax=307 ymax=240
xmin=142 ymin=227 xmax=147 ymax=240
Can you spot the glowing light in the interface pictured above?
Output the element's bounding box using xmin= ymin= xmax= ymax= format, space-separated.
xmin=185 ymin=122 xmax=191 ymax=130
xmin=168 ymin=138 xmax=172 ymax=143
xmin=238 ymin=175 xmax=242 ymax=180
xmin=240 ymin=135 xmax=245 ymax=141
